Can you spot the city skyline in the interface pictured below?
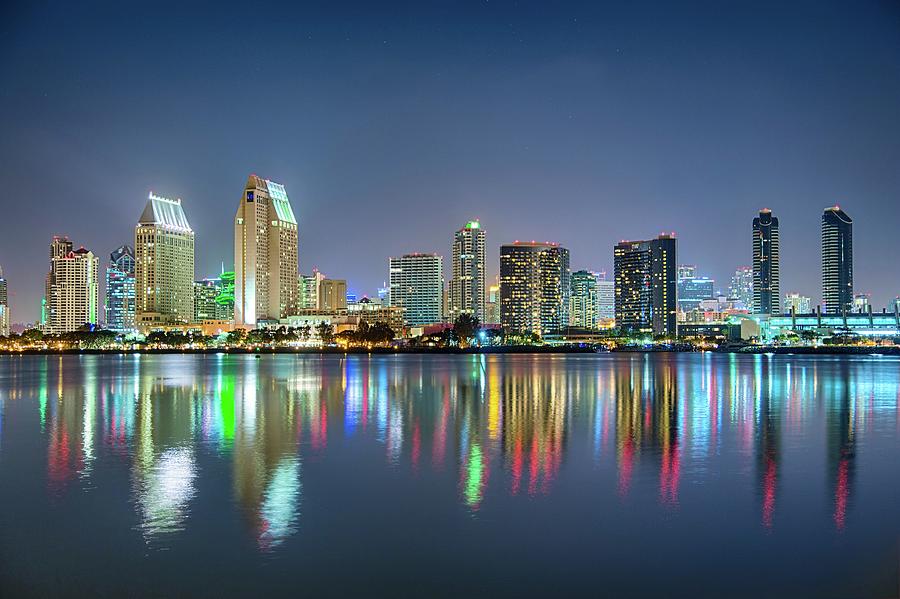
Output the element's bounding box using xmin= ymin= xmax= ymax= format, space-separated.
xmin=2 ymin=1 xmax=899 ymax=322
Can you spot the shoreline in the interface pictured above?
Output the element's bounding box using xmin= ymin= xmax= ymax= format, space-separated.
xmin=1 ymin=346 xmax=898 ymax=356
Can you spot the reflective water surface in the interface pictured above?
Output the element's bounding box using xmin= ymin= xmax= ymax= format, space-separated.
xmin=0 ymin=353 xmax=898 ymax=597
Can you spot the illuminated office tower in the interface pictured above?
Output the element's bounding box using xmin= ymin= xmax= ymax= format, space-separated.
xmin=613 ymin=234 xmax=677 ymax=336
xmin=730 ymin=266 xmax=753 ymax=310
xmin=135 ymin=192 xmax=195 ymax=328
xmin=448 ymin=220 xmax=486 ymax=321
xmin=44 ymin=241 xmax=100 ymax=334
xmin=388 ymin=254 xmax=444 ymax=326
xmin=234 ymin=175 xmax=299 ymax=325
xmin=677 ymin=271 xmax=715 ymax=313
xmin=105 ymin=245 xmax=136 ymax=332
xmin=597 ymin=271 xmax=615 ymax=322
xmin=569 ymin=270 xmax=599 ymax=329
xmin=194 ymin=275 xmax=234 ymax=322
xmin=485 ymin=283 xmax=501 ymax=324
xmin=851 ymin=293 xmax=869 ymax=314
xmin=822 ymin=206 xmax=853 ymax=315
xmin=43 ymin=236 xmax=73 ymax=330
xmin=298 ymin=270 xmax=324 ymax=309
xmin=752 ymin=209 xmax=780 ymax=314
xmin=499 ymin=242 xmax=570 ymax=337
xmin=0 ymin=265 xmax=8 ymax=336
xmin=782 ymin=292 xmax=811 ymax=315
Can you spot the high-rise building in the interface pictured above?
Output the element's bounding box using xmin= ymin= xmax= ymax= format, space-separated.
xmin=105 ymin=245 xmax=136 ymax=332
xmin=782 ymin=292 xmax=811 ymax=315
xmin=499 ymin=241 xmax=570 ymax=337
xmin=851 ymin=293 xmax=869 ymax=314
xmin=44 ymin=241 xmax=100 ymax=334
xmin=234 ymin=175 xmax=299 ymax=325
xmin=822 ymin=206 xmax=853 ymax=315
xmin=485 ymin=283 xmax=501 ymax=324
xmin=677 ymin=264 xmax=696 ymax=282
xmin=135 ymin=192 xmax=195 ymax=329
xmin=193 ymin=277 xmax=234 ymax=322
xmin=597 ymin=271 xmax=615 ymax=322
xmin=298 ymin=270 xmax=325 ymax=309
xmin=677 ymin=273 xmax=715 ymax=313
xmin=729 ymin=266 xmax=753 ymax=310
xmin=448 ymin=220 xmax=486 ymax=322
xmin=388 ymin=254 xmax=444 ymax=326
xmin=569 ymin=270 xmax=599 ymax=329
xmin=613 ymin=234 xmax=677 ymax=336
xmin=752 ymin=209 xmax=780 ymax=314
xmin=44 ymin=236 xmax=73 ymax=330
xmin=0 ymin=265 xmax=8 ymax=337
xmin=318 ymin=279 xmax=348 ymax=311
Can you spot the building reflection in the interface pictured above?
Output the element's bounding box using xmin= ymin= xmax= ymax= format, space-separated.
xmin=3 ymin=352 xmax=895 ymax=550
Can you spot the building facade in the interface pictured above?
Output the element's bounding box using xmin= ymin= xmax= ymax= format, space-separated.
xmin=135 ymin=193 xmax=195 ymax=329
xmin=677 ymin=270 xmax=715 ymax=313
xmin=234 ymin=175 xmax=299 ymax=325
xmin=448 ymin=220 xmax=486 ymax=322
xmin=782 ymin=292 xmax=811 ymax=315
xmin=319 ymin=279 xmax=348 ymax=311
xmin=499 ymin=242 xmax=570 ymax=337
xmin=729 ymin=266 xmax=753 ymax=311
xmin=45 ymin=243 xmax=100 ymax=334
xmin=569 ymin=270 xmax=599 ymax=329
xmin=388 ymin=254 xmax=444 ymax=326
xmin=597 ymin=272 xmax=615 ymax=322
xmin=752 ymin=209 xmax=780 ymax=314
xmin=485 ymin=283 xmax=500 ymax=325
xmin=105 ymin=245 xmax=136 ymax=332
xmin=613 ymin=234 xmax=677 ymax=336
xmin=822 ymin=206 xmax=853 ymax=315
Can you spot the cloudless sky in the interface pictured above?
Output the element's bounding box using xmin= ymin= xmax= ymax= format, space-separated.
xmin=1 ymin=0 xmax=899 ymax=322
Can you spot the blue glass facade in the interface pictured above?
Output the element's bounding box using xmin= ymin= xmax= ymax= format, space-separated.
xmin=106 ymin=245 xmax=136 ymax=332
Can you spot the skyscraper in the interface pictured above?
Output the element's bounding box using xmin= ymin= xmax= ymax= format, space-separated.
xmin=729 ymin=266 xmax=753 ymax=310
xmin=44 ymin=236 xmax=73 ymax=330
xmin=135 ymin=192 xmax=195 ymax=329
xmin=234 ymin=175 xmax=299 ymax=325
xmin=105 ymin=245 xmax=136 ymax=332
xmin=448 ymin=220 xmax=486 ymax=322
xmin=783 ymin=292 xmax=811 ymax=315
xmin=485 ymin=283 xmax=501 ymax=324
xmin=752 ymin=209 xmax=780 ymax=314
xmin=318 ymin=279 xmax=348 ymax=311
xmin=569 ymin=270 xmax=599 ymax=329
xmin=0 ymin=265 xmax=8 ymax=337
xmin=193 ymin=276 xmax=234 ymax=322
xmin=44 ymin=241 xmax=100 ymax=334
xmin=499 ymin=241 xmax=570 ymax=337
xmin=677 ymin=267 xmax=715 ymax=313
xmin=388 ymin=254 xmax=444 ymax=326
xmin=596 ymin=271 xmax=615 ymax=322
xmin=822 ymin=206 xmax=853 ymax=315
xmin=298 ymin=270 xmax=325 ymax=309
xmin=613 ymin=234 xmax=677 ymax=336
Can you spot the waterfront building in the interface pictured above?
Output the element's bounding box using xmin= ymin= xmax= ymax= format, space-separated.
xmin=193 ymin=276 xmax=234 ymax=322
xmin=852 ymin=293 xmax=870 ymax=314
xmin=485 ymin=283 xmax=500 ymax=325
xmin=677 ymin=271 xmax=715 ymax=313
xmin=783 ymin=292 xmax=812 ymax=315
xmin=822 ymin=206 xmax=853 ymax=315
xmin=135 ymin=192 xmax=195 ymax=329
xmin=0 ymin=265 xmax=8 ymax=336
xmin=499 ymin=241 xmax=570 ymax=337
xmin=44 ymin=241 xmax=100 ymax=334
xmin=234 ymin=175 xmax=299 ymax=325
xmin=597 ymin=271 xmax=615 ymax=323
xmin=347 ymin=297 xmax=405 ymax=331
xmin=448 ymin=220 xmax=486 ymax=321
xmin=569 ymin=270 xmax=600 ymax=329
xmin=299 ymin=270 xmax=324 ymax=309
xmin=388 ymin=254 xmax=444 ymax=326
xmin=729 ymin=266 xmax=754 ymax=311
xmin=319 ymin=279 xmax=348 ymax=311
xmin=730 ymin=311 xmax=900 ymax=343
xmin=105 ymin=245 xmax=135 ymax=332
xmin=613 ymin=234 xmax=677 ymax=336
xmin=752 ymin=209 xmax=780 ymax=314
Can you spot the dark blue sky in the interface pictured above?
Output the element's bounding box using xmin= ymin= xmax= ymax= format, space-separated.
xmin=2 ymin=0 xmax=899 ymax=322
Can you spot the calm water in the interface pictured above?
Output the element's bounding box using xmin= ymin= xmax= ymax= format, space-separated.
xmin=0 ymin=353 xmax=898 ymax=597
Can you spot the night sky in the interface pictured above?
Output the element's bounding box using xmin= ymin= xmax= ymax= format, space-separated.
xmin=2 ymin=0 xmax=899 ymax=323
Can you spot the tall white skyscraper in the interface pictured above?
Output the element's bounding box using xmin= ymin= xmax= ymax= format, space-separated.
xmin=234 ymin=175 xmax=299 ymax=325
xmin=44 ymin=241 xmax=100 ymax=334
xmin=448 ymin=220 xmax=486 ymax=321
xmin=388 ymin=254 xmax=444 ymax=326
xmin=135 ymin=192 xmax=195 ymax=329
xmin=597 ymin=271 xmax=615 ymax=322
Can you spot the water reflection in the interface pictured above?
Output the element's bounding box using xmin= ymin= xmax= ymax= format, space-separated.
xmin=0 ymin=353 xmax=897 ymax=554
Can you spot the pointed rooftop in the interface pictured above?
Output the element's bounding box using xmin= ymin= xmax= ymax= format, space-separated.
xmin=139 ymin=192 xmax=193 ymax=232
